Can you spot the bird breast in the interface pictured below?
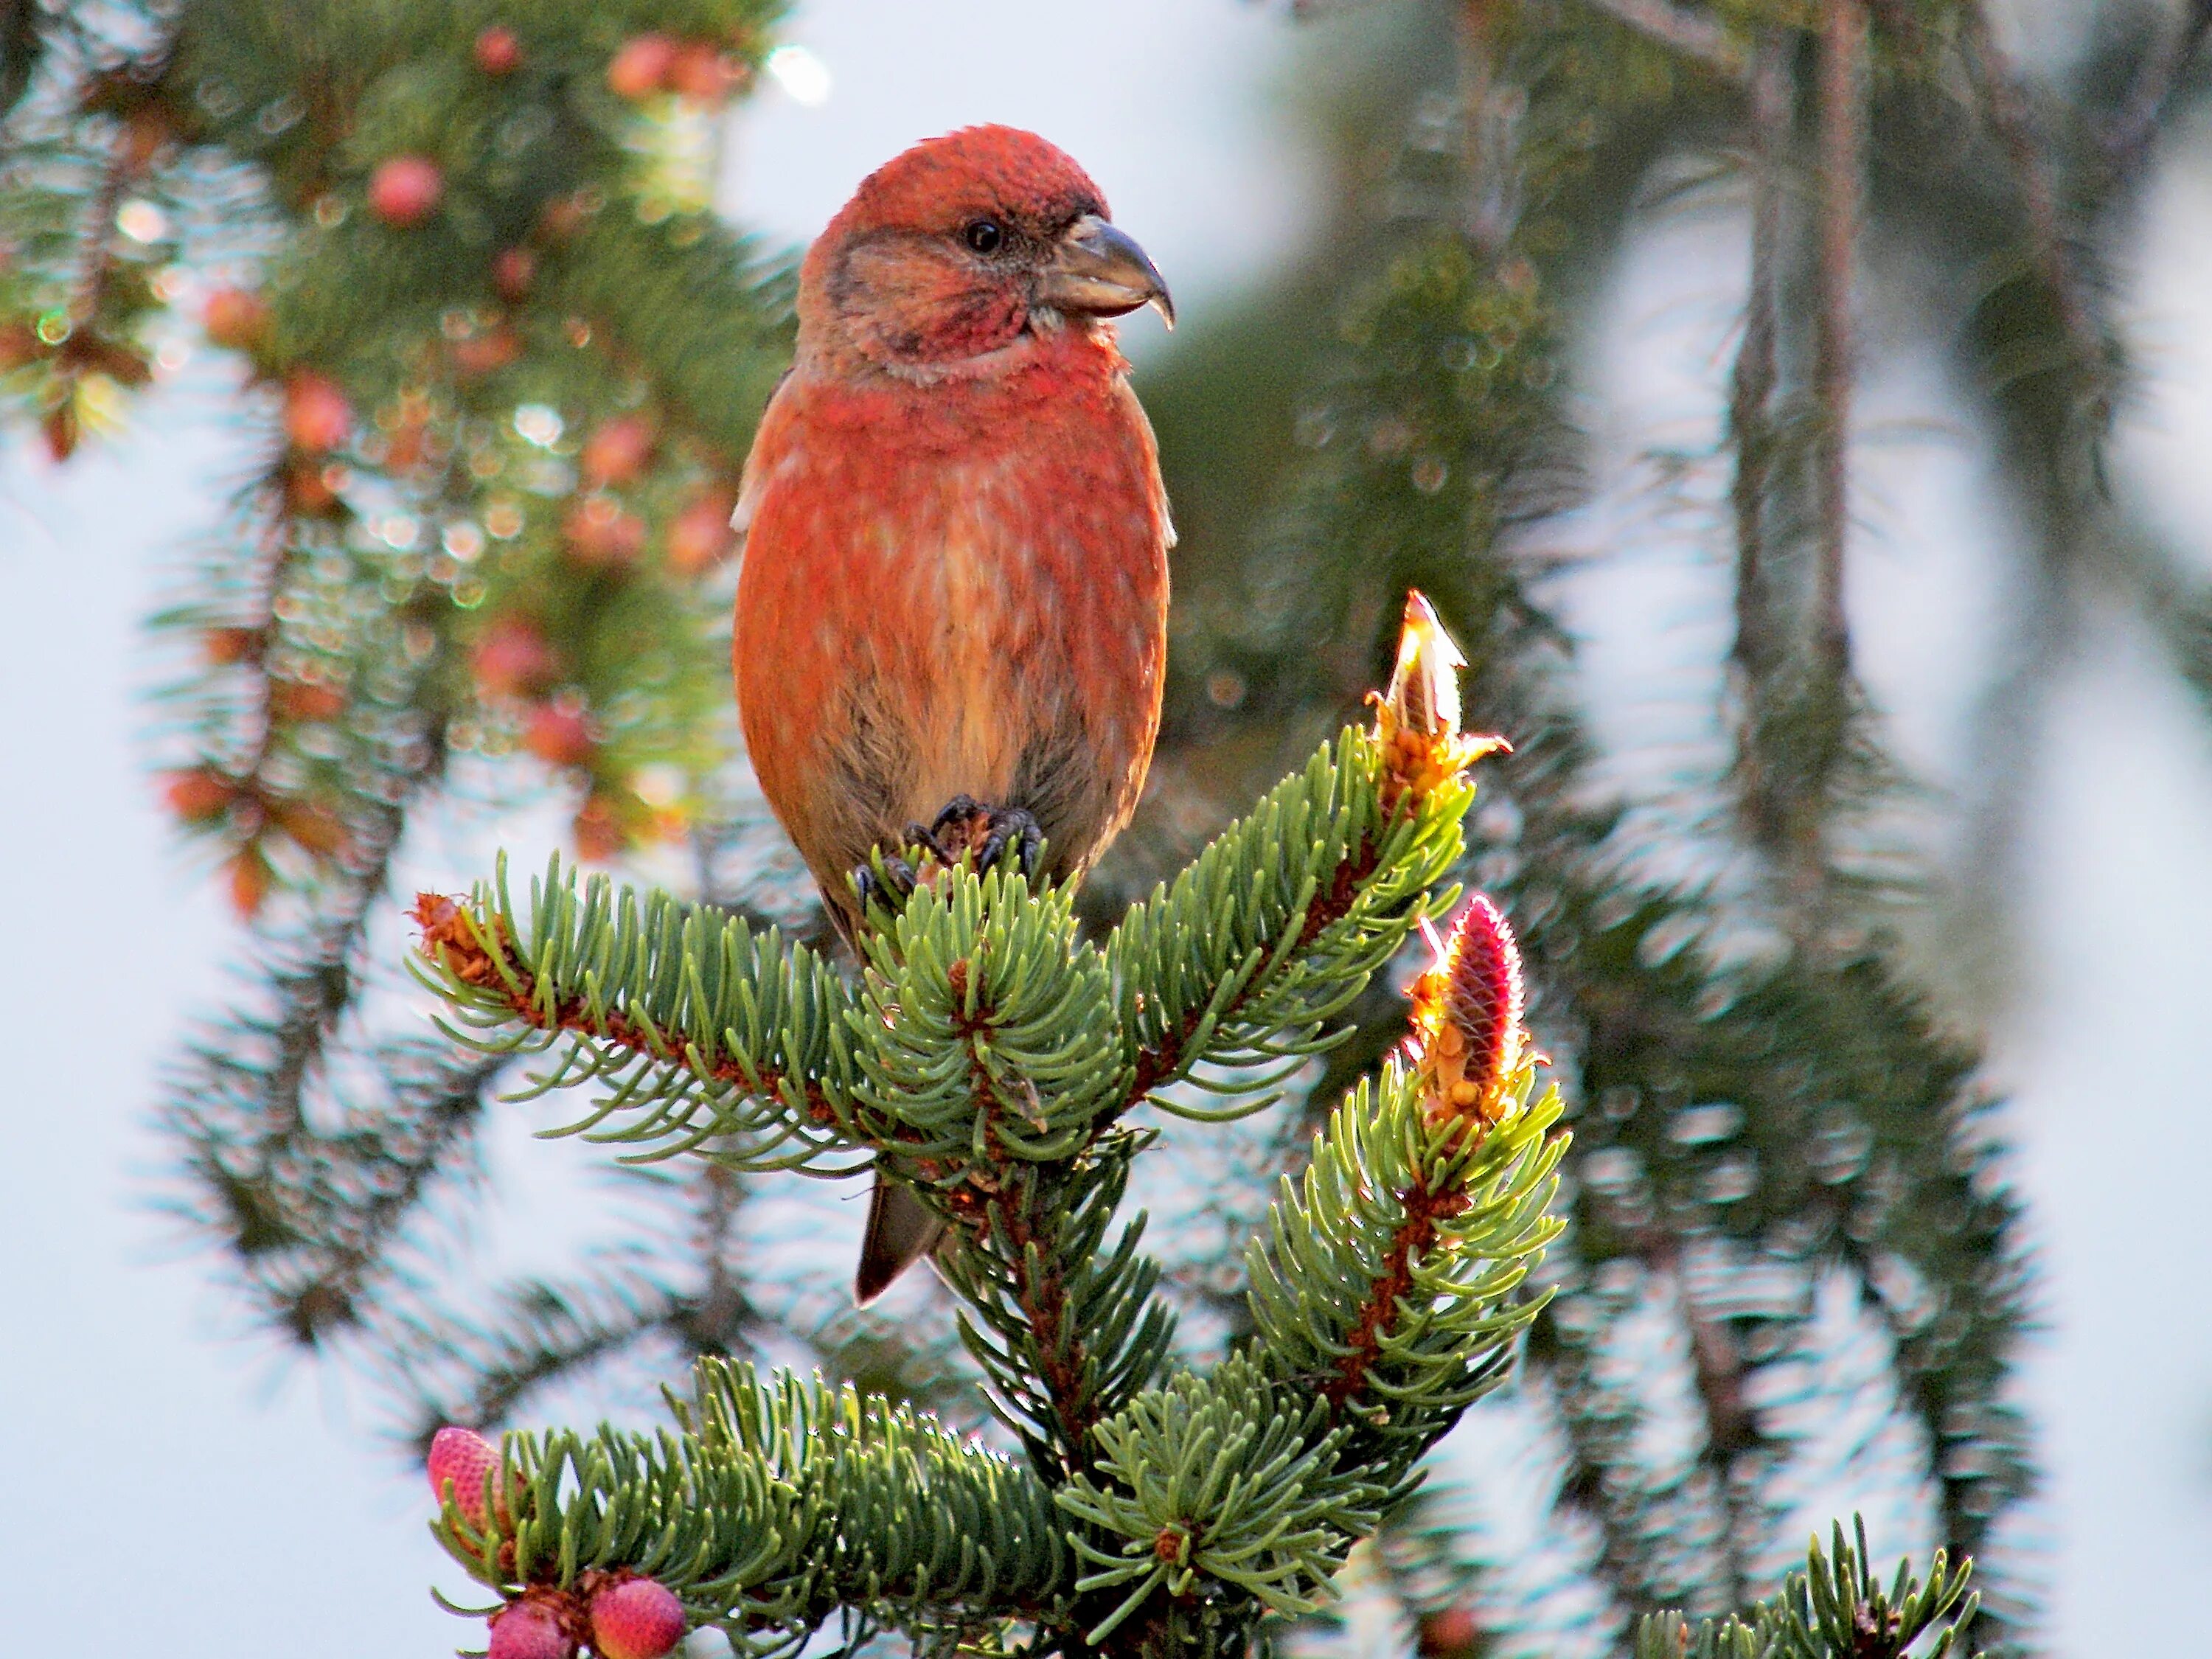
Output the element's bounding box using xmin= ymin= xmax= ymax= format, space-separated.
xmin=732 ymin=356 xmax=1169 ymax=892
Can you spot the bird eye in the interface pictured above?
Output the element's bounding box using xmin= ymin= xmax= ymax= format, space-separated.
xmin=964 ymin=219 xmax=1004 ymax=254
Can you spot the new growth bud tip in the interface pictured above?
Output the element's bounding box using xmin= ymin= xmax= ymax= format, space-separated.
xmin=1385 ymin=589 xmax=1468 ymax=738
xmin=488 ymin=1600 xmax=574 ymax=1659
xmin=1405 ymin=893 xmax=1528 ymax=1128
xmin=1371 ymin=589 xmax=1507 ymax=809
xmin=426 ymin=1425 xmax=499 ymax=1528
xmin=590 ymin=1576 xmax=687 ymax=1659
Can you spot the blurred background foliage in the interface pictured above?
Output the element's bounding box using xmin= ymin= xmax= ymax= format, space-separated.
xmin=4 ymin=0 xmax=2209 ymax=1652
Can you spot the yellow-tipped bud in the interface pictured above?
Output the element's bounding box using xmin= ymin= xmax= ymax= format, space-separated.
xmin=1370 ymin=590 xmax=1509 ymax=809
xmin=1385 ymin=590 xmax=1467 ymax=738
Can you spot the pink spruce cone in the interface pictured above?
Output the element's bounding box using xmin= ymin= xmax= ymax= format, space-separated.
xmin=590 ymin=1576 xmax=688 ymax=1659
xmin=368 ymin=154 xmax=445 ymax=227
xmin=426 ymin=1425 xmax=500 ymax=1528
xmin=1404 ymin=893 xmax=1527 ymax=1127
xmin=488 ymin=1599 xmax=575 ymax=1659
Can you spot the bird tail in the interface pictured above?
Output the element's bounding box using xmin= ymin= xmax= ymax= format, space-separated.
xmin=814 ymin=880 xmax=944 ymax=1304
xmin=855 ymin=1173 xmax=945 ymax=1305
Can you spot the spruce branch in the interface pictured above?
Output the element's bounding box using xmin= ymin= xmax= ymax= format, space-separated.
xmin=397 ymin=1260 xmax=689 ymax=1439
xmin=431 ymin=1359 xmax=1071 ymax=1656
xmin=0 ymin=0 xmax=45 ymax=126
xmin=1056 ymin=1355 xmax=1394 ymax=1643
xmin=401 ymin=598 xmax=1571 ymax=1656
xmin=1957 ymin=1 xmax=2112 ymax=425
xmin=1809 ymin=0 xmax=1865 ymax=796
xmin=853 ymin=869 xmax=1129 ymax=1174
xmin=1528 ymin=1289 xmax=1692 ymax=1616
xmin=936 ymin=1155 xmax=1178 ymax=1481
xmin=1113 ymin=600 xmax=1499 ymax=1118
xmin=411 ymin=863 xmax=863 ymax=1175
xmin=1166 ymin=7 xmax=2034 ymax=1618
xmin=1054 ymin=884 xmax=1562 ymax=1650
xmin=1634 ymin=1515 xmax=1979 ymax=1659
xmin=1724 ymin=27 xmax=1790 ymax=855
xmin=410 ymin=637 xmax=1517 ymax=1500
xmin=1110 ymin=727 xmax=1470 ymax=1112
xmin=2104 ymin=0 xmax=2212 ymax=178
xmin=1246 ymin=1061 xmax=1564 ymax=1470
xmin=1654 ymin=1239 xmax=1768 ymax=1615
xmin=1571 ymin=0 xmax=1748 ymax=83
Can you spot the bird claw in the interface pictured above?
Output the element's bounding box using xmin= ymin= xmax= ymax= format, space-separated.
xmin=928 ymin=796 xmax=1042 ymax=882
xmin=854 ymin=799 xmax=1042 ymax=931
xmin=851 ymin=851 xmax=919 ymax=923
xmin=981 ymin=808 xmax=1043 ymax=881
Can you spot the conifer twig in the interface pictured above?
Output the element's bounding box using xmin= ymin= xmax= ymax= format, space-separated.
xmin=1726 ymin=27 xmax=1790 ymax=832
xmin=413 ymin=894 xmax=844 ymax=1133
xmin=1654 ymin=1239 xmax=1759 ymax=1614
xmin=2105 ymin=0 xmax=2212 ymax=178
xmin=1958 ymin=2 xmax=2104 ymax=383
xmin=1573 ymin=0 xmax=1748 ymax=82
xmin=1812 ymin=0 xmax=1864 ymax=695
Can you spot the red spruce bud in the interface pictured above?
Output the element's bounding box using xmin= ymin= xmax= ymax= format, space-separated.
xmin=579 ymin=414 xmax=656 ymax=487
xmin=1417 ymin=1605 xmax=1486 ymax=1658
xmin=524 ymin=702 xmax=596 ymax=768
xmin=492 ymin=246 xmax=537 ymax=302
xmin=472 ymin=617 xmax=559 ymax=698
xmin=164 ymin=769 xmax=237 ymax=823
xmin=488 ymin=1599 xmax=574 ymax=1659
xmin=368 ymin=155 xmax=444 ymax=228
xmin=666 ymin=484 xmax=739 ymax=574
xmin=474 ymin=27 xmax=524 ymax=75
xmin=425 ymin=1425 xmax=500 ymax=1528
xmin=201 ymin=285 xmax=272 ymax=353
xmin=590 ymin=1576 xmax=687 ymax=1659
xmin=607 ymin=34 xmax=679 ymax=101
xmin=282 ymin=371 xmax=352 ymax=453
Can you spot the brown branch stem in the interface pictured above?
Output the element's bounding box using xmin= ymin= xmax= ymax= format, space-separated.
xmin=1959 ymin=2 xmax=2104 ymax=375
xmin=1323 ymin=1166 xmax=1471 ymax=1410
xmin=998 ymin=1196 xmax=1100 ymax=1473
xmin=1812 ymin=0 xmax=1865 ymax=691
xmin=1727 ymin=29 xmax=1790 ymax=700
xmin=416 ymin=901 xmax=839 ymax=1130
xmin=1573 ymin=0 xmax=1750 ymax=83
xmin=66 ymin=133 xmax=134 ymax=327
xmin=2105 ymin=0 xmax=2212 ymax=178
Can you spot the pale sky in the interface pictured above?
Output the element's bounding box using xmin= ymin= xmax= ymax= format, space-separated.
xmin=4 ymin=5 xmax=2211 ymax=1656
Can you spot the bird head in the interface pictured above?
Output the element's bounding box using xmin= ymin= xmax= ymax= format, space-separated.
xmin=798 ymin=125 xmax=1173 ymax=378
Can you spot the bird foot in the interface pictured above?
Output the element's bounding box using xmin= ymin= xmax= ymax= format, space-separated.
xmin=925 ymin=795 xmax=1043 ymax=882
xmin=850 ymin=849 xmax=919 ymax=925
xmin=849 ymin=799 xmax=1042 ymax=933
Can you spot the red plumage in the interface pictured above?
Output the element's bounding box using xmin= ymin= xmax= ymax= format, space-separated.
xmin=731 ymin=127 xmax=1175 ymax=1299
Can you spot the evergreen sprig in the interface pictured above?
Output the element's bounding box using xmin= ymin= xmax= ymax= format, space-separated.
xmin=1632 ymin=1516 xmax=1980 ymax=1659
xmin=855 ymin=869 xmax=1127 ymax=1168
xmin=1110 ymin=726 xmax=1472 ymax=1107
xmin=1246 ymin=1062 xmax=1565 ymax=1475
xmin=434 ymin=1358 xmax=1071 ymax=1655
xmin=414 ymin=866 xmax=860 ymax=1174
xmin=410 ymin=723 xmax=1469 ymax=1185
xmin=405 ymin=627 xmax=1597 ymax=1655
xmin=936 ymin=1155 xmax=1179 ymax=1479
xmin=1058 ymin=1355 xmax=1391 ymax=1641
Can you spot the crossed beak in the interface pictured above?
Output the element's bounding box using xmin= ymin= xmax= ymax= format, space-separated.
xmin=1040 ymin=213 xmax=1175 ymax=330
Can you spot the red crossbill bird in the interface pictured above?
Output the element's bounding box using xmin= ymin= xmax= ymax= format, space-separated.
xmin=731 ymin=127 xmax=1175 ymax=1304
